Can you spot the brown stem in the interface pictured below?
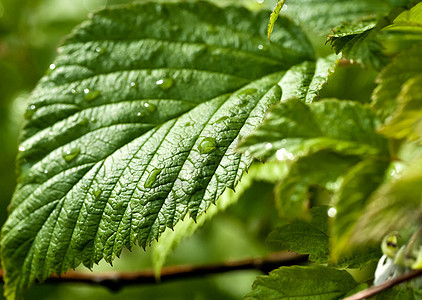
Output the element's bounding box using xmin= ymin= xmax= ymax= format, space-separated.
xmin=344 ymin=269 xmax=422 ymax=300
xmin=0 ymin=252 xmax=308 ymax=292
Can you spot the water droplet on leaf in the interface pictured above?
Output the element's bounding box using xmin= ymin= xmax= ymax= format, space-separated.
xmin=130 ymin=82 xmax=137 ymax=88
xmin=144 ymin=168 xmax=162 ymax=188
xmin=62 ymin=148 xmax=81 ymax=163
xmin=95 ymin=47 xmax=105 ymax=54
xmin=18 ymin=146 xmax=26 ymax=152
xmin=24 ymin=104 xmax=37 ymax=119
xmin=93 ymin=188 xmax=102 ymax=199
xmin=144 ymin=102 xmax=156 ymax=113
xmin=78 ymin=117 xmax=89 ymax=126
xmin=49 ymin=64 xmax=56 ymax=70
xmin=84 ymin=89 xmax=101 ymax=102
xmin=198 ymin=137 xmax=217 ymax=154
xmin=327 ymin=207 xmax=337 ymax=218
xmin=265 ymin=143 xmax=273 ymax=150
xmin=156 ymin=77 xmax=174 ymax=90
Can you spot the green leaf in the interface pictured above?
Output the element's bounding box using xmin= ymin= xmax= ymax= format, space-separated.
xmin=246 ymin=265 xmax=359 ymax=300
xmin=328 ymin=18 xmax=389 ymax=70
xmin=372 ymin=43 xmax=422 ymax=121
xmin=332 ymin=159 xmax=390 ymax=258
xmin=350 ymin=157 xmax=422 ymax=246
xmin=379 ymin=74 xmax=422 ymax=141
xmin=0 ymin=2 xmax=315 ymax=299
xmin=238 ymin=99 xmax=389 ymax=161
xmin=384 ymin=2 xmax=422 ymax=36
xmin=274 ymin=152 xmax=360 ymax=220
xmin=285 ymin=0 xmax=392 ymax=33
xmin=267 ymin=206 xmax=330 ymax=262
xmin=267 ymin=205 xmax=381 ymax=268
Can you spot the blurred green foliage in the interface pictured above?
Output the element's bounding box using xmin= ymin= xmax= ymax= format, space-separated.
xmin=0 ymin=0 xmax=389 ymax=299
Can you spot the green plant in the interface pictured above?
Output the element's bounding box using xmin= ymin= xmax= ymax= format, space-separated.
xmin=1 ymin=0 xmax=422 ymax=299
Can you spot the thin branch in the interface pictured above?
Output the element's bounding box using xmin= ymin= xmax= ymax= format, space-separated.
xmin=344 ymin=269 xmax=422 ymax=300
xmin=0 ymin=252 xmax=308 ymax=292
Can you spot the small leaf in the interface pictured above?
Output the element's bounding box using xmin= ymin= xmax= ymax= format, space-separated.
xmin=328 ymin=18 xmax=389 ymax=70
xmin=267 ymin=205 xmax=381 ymax=268
xmin=267 ymin=206 xmax=330 ymax=262
xmin=246 ymin=265 xmax=360 ymax=300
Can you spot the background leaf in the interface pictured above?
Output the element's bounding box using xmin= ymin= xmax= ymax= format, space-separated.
xmin=349 ymin=157 xmax=422 ymax=245
xmin=372 ymin=43 xmax=422 ymax=120
xmin=245 ymin=265 xmax=359 ymax=300
xmin=0 ymin=2 xmax=315 ymax=298
xmin=238 ymin=99 xmax=389 ymax=161
xmin=332 ymin=159 xmax=390 ymax=258
xmin=274 ymin=152 xmax=359 ymax=220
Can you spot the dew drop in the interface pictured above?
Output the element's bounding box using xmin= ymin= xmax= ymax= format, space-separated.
xmin=144 ymin=102 xmax=156 ymax=113
xmin=95 ymin=47 xmax=105 ymax=54
xmin=130 ymin=82 xmax=137 ymax=88
xmin=93 ymin=188 xmax=102 ymax=199
xmin=62 ymin=148 xmax=81 ymax=163
xmin=265 ymin=143 xmax=273 ymax=150
xmin=156 ymin=77 xmax=174 ymax=90
xmin=49 ymin=64 xmax=56 ymax=70
xmin=18 ymin=146 xmax=26 ymax=152
xmin=48 ymin=131 xmax=54 ymax=136
xmin=137 ymin=112 xmax=144 ymax=117
xmin=256 ymin=0 xmax=264 ymax=3
xmin=78 ymin=117 xmax=89 ymax=126
xmin=197 ymin=137 xmax=217 ymax=154
xmin=43 ymin=170 xmax=49 ymax=174
xmin=84 ymin=89 xmax=101 ymax=102
xmin=144 ymin=168 xmax=162 ymax=188
xmin=328 ymin=207 xmax=337 ymax=218
xmin=70 ymin=89 xmax=77 ymax=94
xmin=24 ymin=104 xmax=37 ymax=119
